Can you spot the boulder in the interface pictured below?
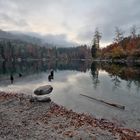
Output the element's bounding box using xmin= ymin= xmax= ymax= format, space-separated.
xmin=30 ymin=96 xmax=51 ymax=102
xmin=34 ymin=85 xmax=53 ymax=96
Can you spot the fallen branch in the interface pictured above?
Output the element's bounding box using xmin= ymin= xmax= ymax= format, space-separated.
xmin=80 ymin=94 xmax=125 ymax=110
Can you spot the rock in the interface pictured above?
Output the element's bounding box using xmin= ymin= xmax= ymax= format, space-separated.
xmin=34 ymin=85 xmax=53 ymax=95
xmin=30 ymin=96 xmax=51 ymax=102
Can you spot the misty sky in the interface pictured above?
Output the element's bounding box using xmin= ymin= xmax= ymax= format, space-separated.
xmin=0 ymin=0 xmax=140 ymax=47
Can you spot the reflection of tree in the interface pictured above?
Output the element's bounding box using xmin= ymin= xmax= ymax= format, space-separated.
xmin=11 ymin=61 xmax=15 ymax=74
xmin=134 ymin=81 xmax=140 ymax=92
xmin=126 ymin=80 xmax=132 ymax=90
xmin=106 ymin=65 xmax=121 ymax=89
xmin=56 ymin=60 xmax=90 ymax=72
xmin=101 ymin=63 xmax=140 ymax=91
xmin=0 ymin=43 xmax=5 ymax=60
xmin=127 ymin=80 xmax=140 ymax=93
xmin=0 ymin=60 xmax=91 ymax=77
xmin=111 ymin=75 xmax=121 ymax=90
xmin=2 ymin=61 xmax=6 ymax=74
xmin=90 ymin=62 xmax=100 ymax=89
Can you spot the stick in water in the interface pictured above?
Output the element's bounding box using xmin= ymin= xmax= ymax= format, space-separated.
xmin=80 ymin=94 xmax=125 ymax=110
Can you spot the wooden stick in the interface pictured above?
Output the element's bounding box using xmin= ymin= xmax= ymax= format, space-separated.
xmin=80 ymin=94 xmax=125 ymax=110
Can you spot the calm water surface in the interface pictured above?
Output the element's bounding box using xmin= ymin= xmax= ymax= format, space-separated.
xmin=0 ymin=61 xmax=140 ymax=130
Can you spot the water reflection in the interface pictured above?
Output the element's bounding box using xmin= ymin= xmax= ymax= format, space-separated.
xmin=0 ymin=61 xmax=140 ymax=130
xmin=48 ymin=70 xmax=54 ymax=82
xmin=10 ymin=74 xmax=14 ymax=84
xmin=2 ymin=61 xmax=6 ymax=74
xmin=90 ymin=63 xmax=100 ymax=89
xmin=90 ymin=62 xmax=140 ymax=90
xmin=0 ymin=61 xmax=140 ymax=90
xmin=0 ymin=60 xmax=91 ymax=76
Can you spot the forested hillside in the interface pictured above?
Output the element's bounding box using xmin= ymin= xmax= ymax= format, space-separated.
xmin=100 ymin=36 xmax=140 ymax=60
xmin=93 ymin=27 xmax=140 ymax=61
xmin=0 ymin=29 xmax=44 ymax=46
xmin=0 ymin=39 xmax=91 ymax=61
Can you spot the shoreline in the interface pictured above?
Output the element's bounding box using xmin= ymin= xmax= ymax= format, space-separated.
xmin=92 ymin=59 xmax=140 ymax=64
xmin=0 ymin=92 xmax=140 ymax=140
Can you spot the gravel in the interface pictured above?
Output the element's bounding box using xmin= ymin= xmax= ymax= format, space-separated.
xmin=0 ymin=92 xmax=139 ymax=140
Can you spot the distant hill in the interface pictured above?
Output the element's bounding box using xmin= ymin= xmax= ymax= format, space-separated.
xmin=0 ymin=30 xmax=41 ymax=45
xmin=0 ymin=29 xmax=77 ymax=48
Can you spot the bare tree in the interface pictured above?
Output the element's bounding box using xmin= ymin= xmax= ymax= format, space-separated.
xmin=130 ymin=25 xmax=137 ymax=39
xmin=114 ymin=27 xmax=125 ymax=49
xmin=114 ymin=27 xmax=124 ymax=44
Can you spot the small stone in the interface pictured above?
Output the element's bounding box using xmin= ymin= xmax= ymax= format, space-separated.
xmin=30 ymin=96 xmax=51 ymax=102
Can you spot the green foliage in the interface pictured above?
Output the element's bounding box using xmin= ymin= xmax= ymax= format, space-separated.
xmin=91 ymin=28 xmax=102 ymax=59
xmin=91 ymin=44 xmax=97 ymax=58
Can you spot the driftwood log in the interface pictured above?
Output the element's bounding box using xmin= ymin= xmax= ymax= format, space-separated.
xmin=80 ymin=94 xmax=125 ymax=110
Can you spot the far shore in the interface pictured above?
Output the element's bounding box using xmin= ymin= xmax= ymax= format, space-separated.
xmin=1 ymin=58 xmax=140 ymax=64
xmin=92 ymin=58 xmax=140 ymax=64
xmin=0 ymin=91 xmax=140 ymax=140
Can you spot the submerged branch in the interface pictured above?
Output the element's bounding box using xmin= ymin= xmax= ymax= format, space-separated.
xmin=80 ymin=94 xmax=125 ymax=110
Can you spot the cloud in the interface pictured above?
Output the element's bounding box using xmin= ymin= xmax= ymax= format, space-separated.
xmin=14 ymin=31 xmax=78 ymax=47
xmin=75 ymin=0 xmax=140 ymax=46
xmin=0 ymin=13 xmax=28 ymax=27
xmin=76 ymin=26 xmax=94 ymax=44
xmin=0 ymin=0 xmax=140 ymax=47
xmin=40 ymin=33 xmax=78 ymax=47
xmin=0 ymin=0 xmax=30 ymax=31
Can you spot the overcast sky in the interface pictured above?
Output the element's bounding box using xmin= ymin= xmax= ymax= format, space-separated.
xmin=0 ymin=0 xmax=140 ymax=47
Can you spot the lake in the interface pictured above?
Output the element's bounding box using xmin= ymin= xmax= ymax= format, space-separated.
xmin=0 ymin=60 xmax=140 ymax=130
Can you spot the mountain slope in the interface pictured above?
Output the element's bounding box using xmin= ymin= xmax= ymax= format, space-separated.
xmin=0 ymin=29 xmax=43 ymax=46
xmin=0 ymin=30 xmax=77 ymax=47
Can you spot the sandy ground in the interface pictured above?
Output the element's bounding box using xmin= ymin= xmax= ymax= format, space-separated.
xmin=0 ymin=92 xmax=140 ymax=140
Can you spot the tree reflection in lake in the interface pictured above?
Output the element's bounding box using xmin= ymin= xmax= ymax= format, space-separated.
xmin=0 ymin=60 xmax=140 ymax=130
xmin=90 ymin=62 xmax=140 ymax=91
xmin=100 ymin=63 xmax=140 ymax=91
xmin=90 ymin=62 xmax=100 ymax=89
xmin=2 ymin=61 xmax=6 ymax=74
xmin=0 ymin=60 xmax=140 ymax=91
xmin=0 ymin=60 xmax=91 ymax=81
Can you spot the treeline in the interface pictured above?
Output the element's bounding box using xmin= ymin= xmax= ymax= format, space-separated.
xmin=0 ymin=39 xmax=91 ymax=61
xmin=100 ymin=36 xmax=140 ymax=60
xmin=91 ymin=26 xmax=140 ymax=61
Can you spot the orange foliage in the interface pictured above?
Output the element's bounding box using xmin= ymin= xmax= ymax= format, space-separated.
xmin=100 ymin=36 xmax=140 ymax=59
